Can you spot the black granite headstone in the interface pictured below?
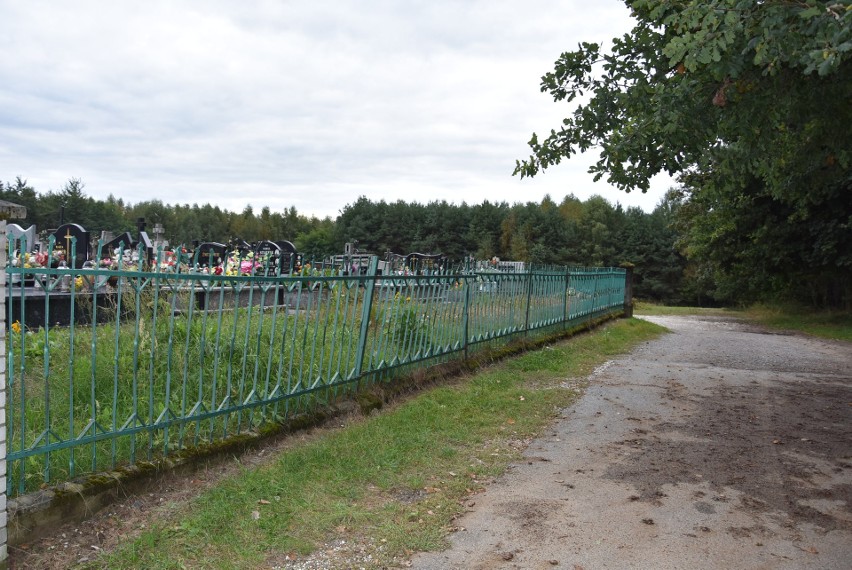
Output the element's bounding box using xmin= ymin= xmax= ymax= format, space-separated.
xmin=253 ymin=240 xmax=282 ymax=275
xmin=195 ymin=242 xmax=227 ymax=268
xmin=51 ymin=223 xmax=90 ymax=268
xmin=133 ymin=217 xmax=155 ymax=266
xmin=102 ymin=232 xmax=135 ymax=256
xmin=229 ymin=238 xmax=252 ymax=255
xmin=275 ymin=240 xmax=299 ymax=272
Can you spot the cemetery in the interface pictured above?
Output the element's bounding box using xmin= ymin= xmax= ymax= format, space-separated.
xmin=3 ymin=216 xmax=627 ymax=506
xmin=6 ymin=219 xmax=306 ymax=328
xmin=5 ymin=219 xmax=498 ymax=328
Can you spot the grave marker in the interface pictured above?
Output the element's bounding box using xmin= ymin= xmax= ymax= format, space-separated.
xmin=275 ymin=240 xmax=299 ymax=273
xmin=6 ymin=224 xmax=37 ymax=252
xmin=229 ymin=238 xmax=252 ymax=256
xmin=253 ymin=240 xmax=282 ymax=276
xmin=51 ymin=223 xmax=90 ymax=268
xmin=195 ymin=242 xmax=227 ymax=268
xmin=101 ymin=232 xmax=135 ymax=268
xmin=136 ymin=218 xmax=154 ymax=266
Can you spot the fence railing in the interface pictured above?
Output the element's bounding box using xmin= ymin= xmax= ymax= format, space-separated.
xmin=5 ymin=240 xmax=626 ymax=497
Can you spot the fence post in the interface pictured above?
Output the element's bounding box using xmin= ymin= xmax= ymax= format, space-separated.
xmin=0 ymin=201 xmax=25 ymax=570
xmin=621 ymin=263 xmax=634 ymax=318
xmin=462 ymin=275 xmax=471 ymax=359
xmin=523 ymin=269 xmax=533 ymax=335
xmin=352 ymin=255 xmax=379 ymax=383
xmin=588 ymin=269 xmax=600 ymax=326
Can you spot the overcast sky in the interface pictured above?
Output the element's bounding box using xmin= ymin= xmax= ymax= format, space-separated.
xmin=1 ymin=0 xmax=675 ymax=221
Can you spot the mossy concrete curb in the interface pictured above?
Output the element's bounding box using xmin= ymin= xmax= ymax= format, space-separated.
xmin=7 ymin=403 xmax=352 ymax=546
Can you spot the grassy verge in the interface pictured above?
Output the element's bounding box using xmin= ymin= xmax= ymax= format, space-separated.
xmin=635 ymin=300 xmax=851 ymax=342
xmin=633 ymin=300 xmax=738 ymax=318
xmin=85 ymin=318 xmax=665 ymax=569
xmin=743 ymin=304 xmax=852 ymax=342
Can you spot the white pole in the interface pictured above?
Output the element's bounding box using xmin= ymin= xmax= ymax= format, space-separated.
xmin=0 ymin=218 xmax=8 ymax=570
xmin=0 ymin=201 xmax=26 ymax=570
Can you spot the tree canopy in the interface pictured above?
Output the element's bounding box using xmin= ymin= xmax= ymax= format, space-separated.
xmin=515 ymin=0 xmax=851 ymax=306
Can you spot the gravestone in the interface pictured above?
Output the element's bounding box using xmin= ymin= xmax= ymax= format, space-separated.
xmin=275 ymin=240 xmax=299 ymax=273
xmin=100 ymin=232 xmax=135 ymax=268
xmin=136 ymin=218 xmax=154 ymax=266
xmin=195 ymin=242 xmax=227 ymax=268
xmin=382 ymin=252 xmax=409 ymax=275
xmin=51 ymin=223 xmax=90 ymax=268
xmin=6 ymin=223 xmax=38 ymax=286
xmin=152 ymin=222 xmax=167 ymax=250
xmin=6 ymin=223 xmax=37 ymax=252
xmin=98 ymin=231 xmax=113 ymax=261
xmin=253 ymin=240 xmax=282 ymax=276
xmin=404 ymin=252 xmax=444 ymax=274
xmin=103 ymin=232 xmax=135 ymax=254
xmin=229 ymin=238 xmax=252 ymax=256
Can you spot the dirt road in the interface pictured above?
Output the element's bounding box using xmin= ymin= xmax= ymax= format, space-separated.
xmin=410 ymin=315 xmax=852 ymax=569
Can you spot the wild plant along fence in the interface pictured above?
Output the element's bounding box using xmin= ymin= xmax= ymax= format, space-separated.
xmin=5 ymin=236 xmax=626 ymax=497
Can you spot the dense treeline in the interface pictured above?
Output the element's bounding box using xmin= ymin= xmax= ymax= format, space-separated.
xmin=1 ymin=177 xmax=690 ymax=304
xmin=334 ymin=194 xmax=688 ymax=304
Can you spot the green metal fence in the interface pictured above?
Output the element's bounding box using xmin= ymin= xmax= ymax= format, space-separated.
xmin=5 ymin=237 xmax=625 ymax=497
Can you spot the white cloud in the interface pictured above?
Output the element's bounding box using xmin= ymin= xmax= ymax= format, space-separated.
xmin=1 ymin=0 xmax=674 ymax=223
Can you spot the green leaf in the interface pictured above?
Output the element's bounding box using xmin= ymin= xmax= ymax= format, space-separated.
xmin=798 ymin=6 xmax=822 ymax=20
xmin=711 ymin=47 xmax=721 ymax=63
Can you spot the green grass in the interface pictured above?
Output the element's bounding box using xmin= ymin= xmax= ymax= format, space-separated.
xmin=633 ymin=300 xmax=738 ymax=318
xmin=85 ymin=317 xmax=665 ymax=569
xmin=8 ymin=294 xmax=364 ymax=494
xmin=634 ymin=300 xmax=851 ymax=342
xmin=743 ymin=304 xmax=852 ymax=342
xmin=8 ymin=280 xmax=458 ymax=494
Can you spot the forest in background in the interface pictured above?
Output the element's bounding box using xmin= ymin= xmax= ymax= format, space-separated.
xmin=1 ymin=176 xmax=690 ymax=305
xmin=3 ymin=173 xmax=849 ymax=309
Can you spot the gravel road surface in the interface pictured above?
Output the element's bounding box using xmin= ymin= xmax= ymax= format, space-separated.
xmin=410 ymin=314 xmax=852 ymax=569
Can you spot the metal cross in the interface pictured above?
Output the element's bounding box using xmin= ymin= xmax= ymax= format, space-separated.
xmin=64 ymin=229 xmax=74 ymax=258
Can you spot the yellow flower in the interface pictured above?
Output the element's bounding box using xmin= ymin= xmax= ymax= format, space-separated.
xmin=11 ymin=321 xmax=21 ymax=334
